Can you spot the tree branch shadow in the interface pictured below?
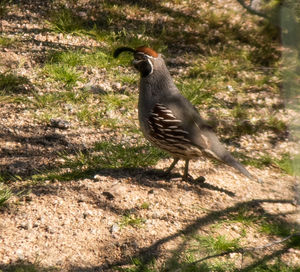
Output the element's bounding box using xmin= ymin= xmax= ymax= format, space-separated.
xmin=65 ymin=198 xmax=297 ymax=271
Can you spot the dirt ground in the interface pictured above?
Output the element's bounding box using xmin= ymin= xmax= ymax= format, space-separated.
xmin=0 ymin=0 xmax=300 ymax=271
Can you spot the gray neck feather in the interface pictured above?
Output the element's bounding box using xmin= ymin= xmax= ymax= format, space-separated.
xmin=139 ymin=58 xmax=179 ymax=99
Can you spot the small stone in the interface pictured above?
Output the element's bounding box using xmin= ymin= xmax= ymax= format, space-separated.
xmin=89 ymin=228 xmax=97 ymax=235
xmin=16 ymin=249 xmax=24 ymax=260
xmin=231 ymin=225 xmax=239 ymax=231
xmin=24 ymin=195 xmax=33 ymax=202
xmin=50 ymin=118 xmax=71 ymax=129
xmin=195 ymin=176 xmax=206 ymax=183
xmin=110 ymin=224 xmax=120 ymax=234
xmin=45 ymin=226 xmax=55 ymax=234
xmin=148 ymin=189 xmax=154 ymax=194
xmin=152 ymin=212 xmax=160 ymax=219
xmin=19 ymin=222 xmax=28 ymax=230
xmin=84 ymin=83 xmax=107 ymax=94
xmin=83 ymin=210 xmax=93 ymax=219
xmin=94 ymin=174 xmax=102 ymax=181
xmin=102 ymin=191 xmax=114 ymax=200
xmin=65 ymin=104 xmax=73 ymax=112
xmin=78 ymin=11 xmax=87 ymax=18
xmin=227 ymin=85 xmax=234 ymax=92
xmin=112 ymin=82 xmax=121 ymax=90
xmin=229 ymin=252 xmax=238 ymax=258
xmin=119 ymin=87 xmax=127 ymax=93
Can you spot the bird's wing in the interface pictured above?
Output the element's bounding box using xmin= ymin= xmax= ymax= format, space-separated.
xmin=163 ymin=95 xmax=256 ymax=180
xmin=163 ymin=94 xmax=218 ymax=151
xmin=147 ymin=103 xmax=203 ymax=158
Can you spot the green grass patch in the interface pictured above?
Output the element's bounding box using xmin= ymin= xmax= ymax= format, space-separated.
xmin=92 ymin=141 xmax=167 ymax=168
xmin=0 ymin=171 xmax=22 ymax=183
xmin=231 ymin=104 xmax=249 ymax=120
xmin=260 ymin=220 xmax=293 ymax=237
xmin=235 ymin=152 xmax=297 ymax=175
xmin=177 ymin=79 xmax=215 ymax=107
xmin=116 ymin=75 xmax=138 ymax=85
xmin=101 ymin=93 xmax=134 ymax=110
xmin=31 ymin=89 xmax=90 ymax=108
xmin=241 ymin=154 xmax=273 ymax=169
xmin=32 ymin=141 xmax=167 ymax=182
xmin=225 ymin=206 xmax=260 ymax=226
xmin=273 ymin=153 xmax=293 ymax=175
xmin=31 ymin=89 xmax=137 ymax=128
xmin=188 ymin=55 xmax=241 ymax=80
xmin=0 ymin=35 xmax=15 ymax=47
xmin=140 ymin=202 xmax=150 ymax=210
xmin=192 ymin=235 xmax=240 ymax=255
xmin=0 ymin=0 xmax=9 ymax=18
xmin=119 ymin=213 xmax=146 ymax=229
xmin=0 ymin=72 xmax=30 ymax=94
xmin=162 ymin=237 xmax=237 ymax=272
xmin=163 ymin=255 xmax=231 ymax=272
xmin=47 ymin=49 xmax=115 ymax=69
xmin=47 ymin=7 xmax=86 ymax=34
xmin=0 ymin=184 xmax=12 ymax=207
xmin=43 ymin=48 xmax=138 ymax=98
xmin=46 ymin=4 xmax=167 ymax=54
xmin=75 ymin=93 xmax=135 ymax=127
xmin=249 ymin=259 xmax=300 ymax=272
xmin=42 ymin=64 xmax=83 ymax=89
xmin=115 ymin=258 xmax=156 ymax=272
xmin=267 ymin=116 xmax=288 ymax=133
xmin=291 ymin=154 xmax=300 ymax=176
xmin=225 ymin=204 xmax=296 ymax=238
xmin=75 ymin=106 xmax=118 ymax=128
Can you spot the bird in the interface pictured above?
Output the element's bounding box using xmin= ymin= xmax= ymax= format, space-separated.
xmin=113 ymin=45 xmax=258 ymax=182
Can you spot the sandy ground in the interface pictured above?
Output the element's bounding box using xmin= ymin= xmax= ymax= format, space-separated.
xmin=0 ymin=0 xmax=299 ymax=271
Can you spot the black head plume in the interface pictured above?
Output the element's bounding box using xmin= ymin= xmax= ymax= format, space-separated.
xmin=113 ymin=47 xmax=136 ymax=58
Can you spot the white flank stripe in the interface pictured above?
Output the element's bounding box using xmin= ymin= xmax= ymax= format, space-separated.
xmin=162 ymin=119 xmax=180 ymax=123
xmin=173 ymin=129 xmax=189 ymax=134
xmin=161 ymin=109 xmax=173 ymax=114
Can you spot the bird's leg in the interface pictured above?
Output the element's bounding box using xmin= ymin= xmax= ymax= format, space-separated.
xmin=182 ymin=159 xmax=190 ymax=181
xmin=166 ymin=158 xmax=179 ymax=174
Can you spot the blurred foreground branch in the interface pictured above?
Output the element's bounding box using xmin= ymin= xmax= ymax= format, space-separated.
xmin=236 ymin=0 xmax=271 ymax=19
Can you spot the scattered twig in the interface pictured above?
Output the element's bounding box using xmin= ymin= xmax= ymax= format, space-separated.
xmin=190 ymin=232 xmax=300 ymax=265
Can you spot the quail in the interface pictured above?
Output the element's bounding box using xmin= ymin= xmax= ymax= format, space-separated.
xmin=114 ymin=46 xmax=257 ymax=182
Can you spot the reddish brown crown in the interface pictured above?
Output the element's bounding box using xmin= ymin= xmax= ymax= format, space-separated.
xmin=135 ymin=46 xmax=158 ymax=58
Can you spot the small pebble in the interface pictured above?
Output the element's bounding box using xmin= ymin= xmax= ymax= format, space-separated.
xmin=50 ymin=118 xmax=71 ymax=129
xmin=102 ymin=191 xmax=114 ymax=200
xmin=94 ymin=174 xmax=102 ymax=181
xmin=110 ymin=224 xmax=120 ymax=234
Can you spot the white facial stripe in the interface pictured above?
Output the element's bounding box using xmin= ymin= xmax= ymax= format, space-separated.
xmin=147 ymin=58 xmax=153 ymax=75
xmin=145 ymin=54 xmax=154 ymax=59
xmin=133 ymin=59 xmax=144 ymax=65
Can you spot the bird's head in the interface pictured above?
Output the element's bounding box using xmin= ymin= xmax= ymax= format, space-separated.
xmin=113 ymin=46 xmax=161 ymax=77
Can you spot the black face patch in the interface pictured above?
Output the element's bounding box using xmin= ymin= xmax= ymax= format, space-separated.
xmin=133 ymin=53 xmax=153 ymax=77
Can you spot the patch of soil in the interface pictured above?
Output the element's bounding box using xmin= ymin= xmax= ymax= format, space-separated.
xmin=0 ymin=0 xmax=299 ymax=271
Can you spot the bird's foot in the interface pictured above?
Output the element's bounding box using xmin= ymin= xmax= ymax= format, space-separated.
xmin=195 ymin=176 xmax=206 ymax=183
xmin=182 ymin=175 xmax=206 ymax=184
xmin=182 ymin=173 xmax=194 ymax=182
xmin=159 ymin=170 xmax=181 ymax=181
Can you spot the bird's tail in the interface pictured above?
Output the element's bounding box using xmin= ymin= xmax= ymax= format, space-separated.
xmin=221 ymin=152 xmax=260 ymax=182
